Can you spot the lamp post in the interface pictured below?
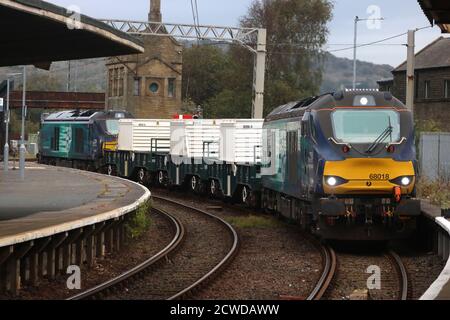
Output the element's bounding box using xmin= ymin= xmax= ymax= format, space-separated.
xmin=3 ymin=72 xmax=22 ymax=173
xmin=406 ymin=30 xmax=416 ymax=114
xmin=353 ymin=16 xmax=385 ymax=89
xmin=19 ymin=66 xmax=27 ymax=181
xmin=3 ymin=79 xmax=10 ymax=173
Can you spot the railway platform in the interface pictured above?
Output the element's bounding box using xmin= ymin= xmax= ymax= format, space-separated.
xmin=0 ymin=162 xmax=150 ymax=294
xmin=420 ymin=201 xmax=450 ymax=300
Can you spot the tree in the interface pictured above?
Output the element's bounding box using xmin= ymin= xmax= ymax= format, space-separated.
xmin=182 ymin=45 xmax=229 ymax=107
xmin=240 ymin=0 xmax=333 ymax=115
xmin=181 ymin=0 xmax=333 ymax=118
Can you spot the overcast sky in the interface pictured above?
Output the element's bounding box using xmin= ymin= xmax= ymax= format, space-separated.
xmin=48 ymin=0 xmax=445 ymax=67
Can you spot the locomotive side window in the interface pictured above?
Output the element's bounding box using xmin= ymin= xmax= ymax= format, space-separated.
xmin=287 ymin=131 xmax=298 ymax=184
xmin=309 ymin=114 xmax=317 ymax=141
xmin=301 ymin=115 xmax=309 ymax=137
xmin=261 ymin=127 xmax=277 ymax=176
xmin=52 ymin=127 xmax=60 ymax=151
xmin=331 ymin=109 xmax=400 ymax=144
xmin=267 ymin=130 xmax=273 ymax=158
xmin=75 ymin=128 xmax=84 ymax=153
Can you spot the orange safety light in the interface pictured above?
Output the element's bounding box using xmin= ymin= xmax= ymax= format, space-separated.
xmin=393 ymin=186 xmax=402 ymax=203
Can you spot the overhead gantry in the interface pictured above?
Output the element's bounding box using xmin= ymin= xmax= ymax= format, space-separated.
xmin=101 ymin=19 xmax=267 ymax=119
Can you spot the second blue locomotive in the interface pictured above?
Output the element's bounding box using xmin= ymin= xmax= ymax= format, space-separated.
xmin=38 ymin=110 xmax=132 ymax=170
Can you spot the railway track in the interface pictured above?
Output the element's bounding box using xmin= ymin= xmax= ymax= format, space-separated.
xmin=66 ymin=188 xmax=408 ymax=301
xmin=154 ymin=190 xmax=339 ymax=301
xmin=162 ymin=191 xmax=411 ymax=300
xmin=68 ymin=195 xmax=239 ymax=300
xmin=386 ymin=250 xmax=409 ymax=300
xmin=322 ymin=248 xmax=410 ymax=300
xmin=307 ymin=244 xmax=337 ymax=300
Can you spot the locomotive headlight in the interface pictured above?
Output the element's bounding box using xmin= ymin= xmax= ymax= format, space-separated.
xmin=389 ymin=176 xmax=414 ymax=187
xmin=360 ymin=97 xmax=369 ymax=105
xmin=401 ymin=177 xmax=411 ymax=186
xmin=327 ymin=177 xmax=338 ymax=186
xmin=325 ymin=176 xmax=349 ymax=187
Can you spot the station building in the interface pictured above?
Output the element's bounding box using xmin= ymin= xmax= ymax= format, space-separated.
xmin=106 ymin=0 xmax=183 ymax=119
xmin=378 ymin=36 xmax=450 ymax=130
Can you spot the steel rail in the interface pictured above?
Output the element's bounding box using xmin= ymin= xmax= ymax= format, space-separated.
xmin=387 ymin=250 xmax=409 ymax=300
xmin=152 ymin=196 xmax=240 ymax=301
xmin=68 ymin=195 xmax=239 ymax=300
xmin=307 ymin=244 xmax=337 ymax=300
xmin=67 ymin=207 xmax=185 ymax=300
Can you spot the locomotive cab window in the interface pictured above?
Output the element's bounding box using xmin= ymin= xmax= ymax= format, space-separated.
xmin=331 ymin=109 xmax=400 ymax=144
xmin=106 ymin=120 xmax=120 ymax=135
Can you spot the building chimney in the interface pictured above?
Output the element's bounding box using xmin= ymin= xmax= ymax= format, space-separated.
xmin=149 ymin=0 xmax=162 ymax=22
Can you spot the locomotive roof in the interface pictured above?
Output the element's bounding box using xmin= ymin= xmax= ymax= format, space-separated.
xmin=42 ymin=110 xmax=131 ymax=122
xmin=266 ymin=90 xmax=407 ymax=122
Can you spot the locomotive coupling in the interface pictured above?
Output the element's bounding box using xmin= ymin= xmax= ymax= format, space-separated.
xmin=318 ymin=197 xmax=421 ymax=217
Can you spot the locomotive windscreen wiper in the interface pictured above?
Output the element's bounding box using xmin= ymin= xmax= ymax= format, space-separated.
xmin=365 ymin=124 xmax=393 ymax=154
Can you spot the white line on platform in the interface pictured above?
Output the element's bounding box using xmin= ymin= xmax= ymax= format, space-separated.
xmin=420 ymin=217 xmax=450 ymax=300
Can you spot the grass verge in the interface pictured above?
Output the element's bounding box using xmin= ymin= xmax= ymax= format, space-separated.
xmin=417 ymin=178 xmax=450 ymax=209
xmin=126 ymin=200 xmax=152 ymax=239
xmin=225 ymin=215 xmax=282 ymax=229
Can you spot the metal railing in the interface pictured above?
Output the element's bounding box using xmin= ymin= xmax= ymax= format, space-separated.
xmin=420 ymin=132 xmax=450 ymax=181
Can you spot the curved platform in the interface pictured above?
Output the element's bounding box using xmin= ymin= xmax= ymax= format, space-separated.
xmin=0 ymin=162 xmax=150 ymax=247
xmin=421 ymin=201 xmax=450 ymax=300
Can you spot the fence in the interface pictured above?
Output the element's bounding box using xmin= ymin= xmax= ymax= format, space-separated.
xmin=420 ymin=132 xmax=450 ymax=181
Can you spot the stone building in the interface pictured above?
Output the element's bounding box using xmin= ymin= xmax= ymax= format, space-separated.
xmin=378 ymin=37 xmax=450 ymax=130
xmin=377 ymin=78 xmax=393 ymax=93
xmin=106 ymin=0 xmax=183 ymax=118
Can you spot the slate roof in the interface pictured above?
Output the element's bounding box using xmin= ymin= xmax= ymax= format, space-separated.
xmin=394 ymin=36 xmax=450 ymax=72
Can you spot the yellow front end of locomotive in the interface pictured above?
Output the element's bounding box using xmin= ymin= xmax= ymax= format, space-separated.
xmin=323 ymin=158 xmax=416 ymax=195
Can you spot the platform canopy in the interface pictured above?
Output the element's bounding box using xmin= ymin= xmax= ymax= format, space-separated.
xmin=418 ymin=0 xmax=450 ymax=33
xmin=0 ymin=0 xmax=144 ymax=67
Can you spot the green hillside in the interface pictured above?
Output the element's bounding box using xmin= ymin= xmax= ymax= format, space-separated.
xmin=320 ymin=53 xmax=393 ymax=92
xmin=0 ymin=53 xmax=393 ymax=97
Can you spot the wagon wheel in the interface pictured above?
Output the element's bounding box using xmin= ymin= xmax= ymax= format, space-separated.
xmin=137 ymin=168 xmax=146 ymax=185
xmin=209 ymin=179 xmax=217 ymax=197
xmin=190 ymin=176 xmax=200 ymax=193
xmin=241 ymin=185 xmax=249 ymax=204
xmin=209 ymin=179 xmax=222 ymax=198
xmin=158 ymin=171 xmax=167 ymax=186
xmin=107 ymin=164 xmax=114 ymax=176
